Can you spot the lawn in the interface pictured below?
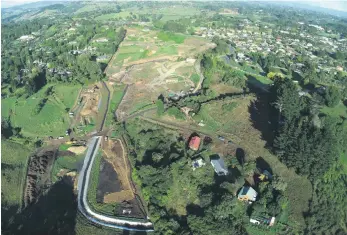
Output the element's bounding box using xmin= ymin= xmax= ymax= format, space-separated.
xmin=1 ymin=84 xmax=81 ymax=137
xmin=321 ymin=101 xmax=347 ymax=118
xmin=1 ymin=140 xmax=32 ymax=210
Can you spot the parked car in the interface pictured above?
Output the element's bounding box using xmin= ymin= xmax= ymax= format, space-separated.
xmin=218 ymin=135 xmax=225 ymax=141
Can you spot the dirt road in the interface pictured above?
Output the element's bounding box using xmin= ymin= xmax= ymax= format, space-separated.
xmin=192 ymin=59 xmax=204 ymax=93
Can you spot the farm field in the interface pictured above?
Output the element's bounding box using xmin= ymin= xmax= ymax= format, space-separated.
xmin=1 ymin=84 xmax=81 ymax=137
xmin=140 ymin=5 xmax=201 ymax=21
xmin=95 ymin=11 xmax=131 ymax=21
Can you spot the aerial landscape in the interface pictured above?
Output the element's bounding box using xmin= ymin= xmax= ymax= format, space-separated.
xmin=1 ymin=1 xmax=347 ymax=234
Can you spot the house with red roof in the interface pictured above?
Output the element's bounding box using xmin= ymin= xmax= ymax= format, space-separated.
xmin=189 ymin=136 xmax=201 ymax=151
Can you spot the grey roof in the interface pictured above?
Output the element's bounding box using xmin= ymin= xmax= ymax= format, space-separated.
xmin=211 ymin=157 xmax=228 ymax=176
xmin=238 ymin=186 xmax=257 ymax=201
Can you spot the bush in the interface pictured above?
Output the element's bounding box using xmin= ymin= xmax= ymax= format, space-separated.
xmin=166 ymin=107 xmax=185 ymax=120
xmin=324 ymin=86 xmax=341 ymax=107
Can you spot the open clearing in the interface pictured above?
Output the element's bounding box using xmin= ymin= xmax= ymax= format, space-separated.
xmin=1 ymin=84 xmax=81 ymax=137
xmin=90 ymin=139 xmax=146 ymax=218
xmin=71 ymin=83 xmax=109 ymax=135
xmin=107 ymin=27 xmax=214 ymax=119
xmin=101 ymin=139 xmax=134 ymax=203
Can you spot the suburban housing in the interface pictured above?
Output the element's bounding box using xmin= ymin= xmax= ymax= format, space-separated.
xmin=189 ymin=136 xmax=201 ymax=151
xmin=238 ymin=186 xmax=258 ymax=202
xmin=210 ymin=157 xmax=229 ymax=176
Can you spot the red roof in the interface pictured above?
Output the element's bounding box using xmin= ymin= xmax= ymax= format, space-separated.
xmin=189 ymin=136 xmax=201 ymax=151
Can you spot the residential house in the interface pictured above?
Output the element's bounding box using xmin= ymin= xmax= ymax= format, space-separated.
xmin=189 ymin=136 xmax=201 ymax=151
xmin=192 ymin=158 xmax=206 ymax=171
xmin=210 ymin=157 xmax=228 ymax=176
xmin=238 ymin=186 xmax=257 ymax=202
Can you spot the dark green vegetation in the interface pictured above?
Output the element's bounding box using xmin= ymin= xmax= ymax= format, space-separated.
xmin=120 ymin=120 xmax=296 ymax=234
xmin=269 ymin=77 xmax=347 ymax=234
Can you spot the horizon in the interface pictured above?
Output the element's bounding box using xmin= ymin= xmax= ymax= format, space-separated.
xmin=1 ymin=0 xmax=347 ymax=13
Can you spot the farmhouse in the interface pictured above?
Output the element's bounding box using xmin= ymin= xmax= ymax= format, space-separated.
xmin=238 ymin=186 xmax=257 ymax=202
xmin=210 ymin=157 xmax=228 ymax=176
xmin=189 ymin=136 xmax=201 ymax=151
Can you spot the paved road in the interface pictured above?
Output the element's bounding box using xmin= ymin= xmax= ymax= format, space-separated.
xmin=77 ymin=136 xmax=154 ymax=231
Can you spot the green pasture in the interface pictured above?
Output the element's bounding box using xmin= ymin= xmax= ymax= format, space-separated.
xmin=1 ymin=84 xmax=81 ymax=137
xmin=1 ymin=140 xmax=32 ymax=209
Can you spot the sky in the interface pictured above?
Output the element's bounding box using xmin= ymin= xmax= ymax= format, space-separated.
xmin=1 ymin=0 xmax=347 ymax=12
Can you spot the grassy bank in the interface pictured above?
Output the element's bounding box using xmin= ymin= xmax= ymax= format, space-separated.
xmin=1 ymin=140 xmax=33 ymax=215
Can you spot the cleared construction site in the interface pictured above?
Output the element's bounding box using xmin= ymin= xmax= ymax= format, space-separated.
xmin=106 ymin=27 xmax=215 ymax=120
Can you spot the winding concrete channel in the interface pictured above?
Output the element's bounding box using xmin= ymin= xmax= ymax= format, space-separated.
xmin=77 ymin=136 xmax=154 ymax=232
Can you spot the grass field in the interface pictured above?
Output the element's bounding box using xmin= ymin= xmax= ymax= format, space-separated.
xmin=339 ymin=152 xmax=347 ymax=174
xmin=95 ymin=11 xmax=131 ymax=21
xmin=51 ymin=154 xmax=85 ymax=183
xmin=1 ymin=84 xmax=81 ymax=137
xmin=190 ymin=73 xmax=200 ymax=85
xmin=96 ymin=83 xmax=110 ymax=131
xmin=157 ymin=31 xmax=186 ymax=44
xmin=139 ymin=5 xmax=201 ymax=21
xmin=321 ymin=101 xmax=347 ymax=118
xmin=105 ymin=85 xmax=125 ymax=125
xmin=1 ymin=140 xmax=32 ymax=211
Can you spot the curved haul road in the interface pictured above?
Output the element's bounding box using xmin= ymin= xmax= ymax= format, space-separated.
xmin=77 ymin=136 xmax=154 ymax=232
